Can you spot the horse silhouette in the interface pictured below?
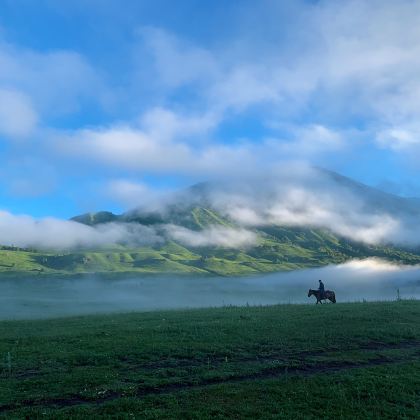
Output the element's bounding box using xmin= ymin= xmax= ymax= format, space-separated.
xmin=308 ymin=289 xmax=336 ymax=304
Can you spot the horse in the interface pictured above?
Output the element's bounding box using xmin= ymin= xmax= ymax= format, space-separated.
xmin=308 ymin=289 xmax=336 ymax=304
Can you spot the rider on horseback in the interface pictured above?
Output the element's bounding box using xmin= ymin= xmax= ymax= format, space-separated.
xmin=318 ymin=280 xmax=325 ymax=299
xmin=308 ymin=281 xmax=336 ymax=304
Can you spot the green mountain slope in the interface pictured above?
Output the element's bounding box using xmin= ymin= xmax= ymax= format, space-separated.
xmin=1 ymin=204 xmax=420 ymax=277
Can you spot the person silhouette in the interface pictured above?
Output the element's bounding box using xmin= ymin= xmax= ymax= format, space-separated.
xmin=318 ymin=280 xmax=325 ymax=298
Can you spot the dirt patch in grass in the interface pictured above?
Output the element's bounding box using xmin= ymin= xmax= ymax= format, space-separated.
xmin=116 ymin=339 xmax=420 ymax=371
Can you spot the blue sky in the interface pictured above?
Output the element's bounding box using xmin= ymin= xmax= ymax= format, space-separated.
xmin=1 ymin=0 xmax=420 ymax=218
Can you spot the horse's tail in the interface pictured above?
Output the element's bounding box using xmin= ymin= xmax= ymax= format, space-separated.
xmin=331 ymin=292 xmax=336 ymax=303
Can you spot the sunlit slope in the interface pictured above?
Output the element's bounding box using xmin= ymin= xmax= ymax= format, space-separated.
xmin=1 ymin=205 xmax=420 ymax=276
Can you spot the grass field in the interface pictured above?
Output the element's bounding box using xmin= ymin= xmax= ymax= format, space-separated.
xmin=0 ymin=301 xmax=419 ymax=418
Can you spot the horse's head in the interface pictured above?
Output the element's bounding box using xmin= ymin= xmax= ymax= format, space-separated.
xmin=308 ymin=289 xmax=314 ymax=297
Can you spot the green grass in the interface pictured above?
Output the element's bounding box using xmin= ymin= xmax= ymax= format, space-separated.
xmin=0 ymin=301 xmax=419 ymax=418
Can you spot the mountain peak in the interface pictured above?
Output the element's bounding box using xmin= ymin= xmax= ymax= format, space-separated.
xmin=70 ymin=211 xmax=119 ymax=226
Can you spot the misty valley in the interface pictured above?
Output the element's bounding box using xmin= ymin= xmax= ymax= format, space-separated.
xmin=0 ymin=260 xmax=418 ymax=320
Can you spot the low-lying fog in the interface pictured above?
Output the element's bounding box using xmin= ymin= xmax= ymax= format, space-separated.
xmin=0 ymin=259 xmax=419 ymax=320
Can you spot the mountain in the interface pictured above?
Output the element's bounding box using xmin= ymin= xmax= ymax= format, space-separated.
xmin=71 ymin=211 xmax=118 ymax=226
xmin=1 ymin=170 xmax=420 ymax=277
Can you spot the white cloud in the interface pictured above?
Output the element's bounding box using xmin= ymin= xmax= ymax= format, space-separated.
xmin=137 ymin=2 xmax=420 ymax=154
xmin=140 ymin=26 xmax=287 ymax=114
xmin=376 ymin=126 xmax=420 ymax=151
xmin=0 ymin=210 xmax=162 ymax=250
xmin=140 ymin=27 xmax=219 ymax=89
xmin=266 ymin=125 xmax=345 ymax=158
xmin=59 ymin=125 xmax=193 ymax=172
xmin=0 ymin=39 xmax=105 ymax=125
xmin=106 ymin=179 xmax=156 ymax=208
xmin=165 ymin=224 xmax=258 ymax=248
xmin=0 ymin=88 xmax=37 ymax=138
xmin=56 ymin=124 xmax=256 ymax=175
xmin=140 ymin=107 xmax=218 ymax=143
xmin=222 ymin=188 xmax=400 ymax=245
xmin=338 ymin=258 xmax=404 ymax=273
xmin=55 ymin=112 xmax=344 ymax=177
xmin=195 ymin=166 xmax=420 ymax=247
xmin=208 ymin=65 xmax=281 ymax=112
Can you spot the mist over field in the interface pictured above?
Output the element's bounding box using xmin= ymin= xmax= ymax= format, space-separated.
xmin=0 ymin=259 xmax=418 ymax=320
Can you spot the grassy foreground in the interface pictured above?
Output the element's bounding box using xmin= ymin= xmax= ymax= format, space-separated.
xmin=0 ymin=301 xmax=419 ymax=419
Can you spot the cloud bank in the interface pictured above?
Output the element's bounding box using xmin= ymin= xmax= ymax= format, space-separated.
xmin=2 ymin=166 xmax=420 ymax=250
xmin=0 ymin=211 xmax=161 ymax=249
xmin=191 ymin=166 xmax=420 ymax=247
xmin=165 ymin=224 xmax=258 ymax=248
xmin=1 ymin=258 xmax=418 ymax=319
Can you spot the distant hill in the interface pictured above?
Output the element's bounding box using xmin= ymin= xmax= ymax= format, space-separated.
xmin=71 ymin=211 xmax=119 ymax=225
xmin=2 ymin=169 xmax=420 ymax=277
